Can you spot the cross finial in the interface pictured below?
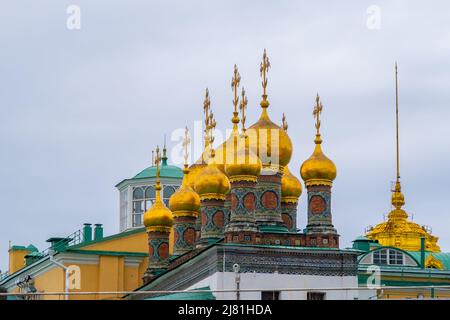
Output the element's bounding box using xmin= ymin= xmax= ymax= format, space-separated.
xmin=231 ymin=64 xmax=241 ymax=115
xmin=182 ymin=126 xmax=190 ymax=167
xmin=203 ymin=88 xmax=211 ymax=147
xmin=313 ymin=93 xmax=323 ymax=136
xmin=155 ymin=145 xmax=161 ymax=189
xmin=260 ymin=49 xmax=271 ymax=97
xmin=282 ymin=113 xmax=288 ymax=132
xmin=208 ymin=112 xmax=216 ymax=159
xmin=239 ymin=87 xmax=248 ymax=132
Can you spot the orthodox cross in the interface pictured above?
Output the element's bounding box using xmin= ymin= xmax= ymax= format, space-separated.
xmin=203 ymin=88 xmax=211 ymax=147
xmin=231 ymin=64 xmax=241 ymax=114
xmin=282 ymin=113 xmax=288 ymax=132
xmin=239 ymin=87 xmax=248 ymax=132
xmin=182 ymin=126 xmax=190 ymax=167
xmin=313 ymin=94 xmax=323 ymax=135
xmin=260 ymin=49 xmax=271 ymax=96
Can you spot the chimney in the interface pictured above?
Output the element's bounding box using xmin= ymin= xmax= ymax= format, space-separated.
xmin=83 ymin=223 xmax=92 ymax=242
xmin=94 ymin=224 xmax=103 ymax=241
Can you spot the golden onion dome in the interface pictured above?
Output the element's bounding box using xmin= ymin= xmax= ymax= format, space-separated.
xmin=143 ymin=184 xmax=173 ymax=232
xmin=187 ymin=148 xmax=210 ymax=189
xmin=281 ymin=166 xmax=302 ymax=203
xmin=225 ymin=134 xmax=262 ymax=182
xmin=169 ymin=166 xmax=200 ymax=215
xmin=300 ymin=135 xmax=336 ymax=186
xmin=248 ymin=104 xmax=293 ymax=169
xmin=194 ymin=150 xmax=231 ymax=200
xmin=215 ymin=127 xmax=239 ymax=175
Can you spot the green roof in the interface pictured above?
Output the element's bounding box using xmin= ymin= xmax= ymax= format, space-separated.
xmin=133 ymin=164 xmax=183 ymax=179
xmin=408 ymin=251 xmax=450 ymax=270
xmin=144 ymin=286 xmax=216 ymax=300
xmin=116 ymin=157 xmax=183 ymax=188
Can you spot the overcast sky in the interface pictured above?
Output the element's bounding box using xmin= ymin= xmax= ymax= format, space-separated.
xmin=1 ymin=0 xmax=449 ymax=271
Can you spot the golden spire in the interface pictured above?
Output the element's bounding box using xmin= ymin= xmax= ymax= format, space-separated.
xmin=395 ymin=62 xmax=400 ymax=183
xmin=282 ymin=113 xmax=288 ymax=131
xmin=182 ymin=126 xmax=190 ymax=171
xmin=260 ymin=49 xmax=271 ymax=108
xmin=231 ymin=64 xmax=241 ymax=128
xmin=391 ymin=62 xmax=406 ymax=211
xmin=239 ymin=87 xmax=248 ymax=132
xmin=313 ymin=93 xmax=323 ymax=144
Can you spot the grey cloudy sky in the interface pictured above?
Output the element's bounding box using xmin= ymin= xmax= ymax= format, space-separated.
xmin=1 ymin=0 xmax=449 ymax=271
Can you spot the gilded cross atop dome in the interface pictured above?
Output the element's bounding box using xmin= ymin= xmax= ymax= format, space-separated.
xmin=155 ymin=146 xmax=161 ymax=188
xmin=313 ymin=94 xmax=323 ymax=142
xmin=208 ymin=112 xmax=216 ymax=158
xmin=203 ymin=88 xmax=213 ymax=149
xmin=182 ymin=126 xmax=190 ymax=169
xmin=282 ymin=113 xmax=288 ymax=131
xmin=239 ymin=87 xmax=248 ymax=132
xmin=260 ymin=49 xmax=271 ymax=107
xmin=231 ymin=64 xmax=241 ymax=126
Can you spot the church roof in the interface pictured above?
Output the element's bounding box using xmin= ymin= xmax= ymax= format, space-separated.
xmin=133 ymin=164 xmax=183 ymax=179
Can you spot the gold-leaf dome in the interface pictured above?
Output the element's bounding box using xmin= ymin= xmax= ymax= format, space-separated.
xmin=225 ymin=134 xmax=262 ymax=182
xmin=281 ymin=166 xmax=302 ymax=203
xmin=248 ymin=105 xmax=293 ymax=168
xmin=188 ymin=149 xmax=209 ymax=190
xmin=215 ymin=128 xmax=239 ymax=175
xmin=169 ymin=165 xmax=200 ymax=215
xmin=300 ymin=135 xmax=336 ymax=186
xmin=194 ymin=150 xmax=231 ymax=200
xmin=144 ymin=184 xmax=173 ymax=233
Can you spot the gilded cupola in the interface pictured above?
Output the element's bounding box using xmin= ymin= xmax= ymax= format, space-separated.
xmin=280 ymin=114 xmax=302 ymax=202
xmin=143 ymin=147 xmax=174 ymax=232
xmin=169 ymin=127 xmax=201 ymax=215
xmin=225 ymin=87 xmax=262 ymax=182
xmin=300 ymin=94 xmax=337 ymax=186
xmin=194 ymin=114 xmax=231 ymax=200
xmin=366 ymin=63 xmax=440 ymax=252
xmin=248 ymin=49 xmax=293 ymax=170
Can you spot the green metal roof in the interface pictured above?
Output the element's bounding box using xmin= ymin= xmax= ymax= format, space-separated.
xmin=133 ymin=164 xmax=183 ymax=179
xmin=408 ymin=251 xmax=450 ymax=270
xmin=144 ymin=286 xmax=216 ymax=300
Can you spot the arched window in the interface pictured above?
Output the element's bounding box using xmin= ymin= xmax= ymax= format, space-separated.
xmin=132 ymin=187 xmax=145 ymax=227
xmin=145 ymin=186 xmax=155 ymax=211
xmin=133 ymin=187 xmax=144 ymax=200
xmin=145 ymin=186 xmax=155 ymax=199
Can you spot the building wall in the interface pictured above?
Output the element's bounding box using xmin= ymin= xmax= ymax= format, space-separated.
xmin=8 ymin=249 xmax=29 ymax=274
xmin=187 ymin=272 xmax=358 ymax=300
